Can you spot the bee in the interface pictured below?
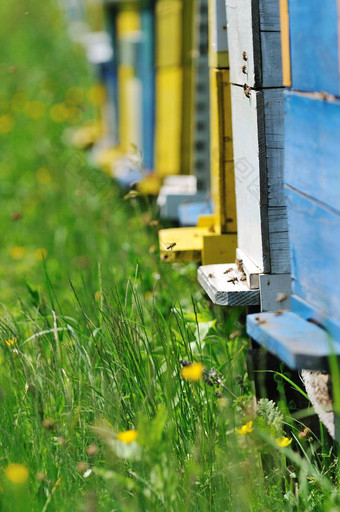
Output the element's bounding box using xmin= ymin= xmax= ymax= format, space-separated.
xmin=149 ymin=220 xmax=159 ymax=227
xmin=223 ymin=267 xmax=233 ymax=274
xmin=167 ymin=242 xmax=176 ymax=250
xmin=276 ymin=293 xmax=288 ymax=303
xmin=274 ymin=310 xmax=284 ymax=316
xmin=208 ymin=273 xmax=215 ymax=279
xmin=236 ymin=258 xmax=244 ymax=273
xmin=243 ymin=84 xmax=251 ymax=98
xmin=240 ymin=276 xmax=247 ymax=282
xmin=242 ymin=51 xmax=247 ymax=61
xmin=242 ymin=65 xmax=247 ymax=74
xmin=255 ymin=316 xmax=266 ymax=325
xmin=227 ymin=277 xmax=238 ymax=285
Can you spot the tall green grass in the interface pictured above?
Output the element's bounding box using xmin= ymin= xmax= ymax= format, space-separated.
xmin=0 ymin=0 xmax=339 ymax=510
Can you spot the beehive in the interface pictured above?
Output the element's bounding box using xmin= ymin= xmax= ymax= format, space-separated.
xmin=198 ymin=0 xmax=290 ymax=309
xmin=247 ymin=0 xmax=340 ymax=371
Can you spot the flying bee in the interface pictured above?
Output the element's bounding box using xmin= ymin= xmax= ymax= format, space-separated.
xmin=227 ymin=277 xmax=238 ymax=285
xmin=167 ymin=242 xmax=176 ymax=250
xmin=149 ymin=220 xmax=159 ymax=227
xmin=224 ymin=267 xmax=233 ymax=274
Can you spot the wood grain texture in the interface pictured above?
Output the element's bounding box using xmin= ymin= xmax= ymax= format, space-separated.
xmin=231 ymin=86 xmax=287 ymax=273
xmin=259 ymin=273 xmax=290 ymax=311
xmin=259 ymin=0 xmax=280 ymax=30
xmin=286 ymin=186 xmax=340 ymax=326
xmin=198 ymin=264 xmax=260 ymax=305
xmin=247 ymin=311 xmax=340 ymax=370
xmin=226 ymin=0 xmax=282 ymax=87
xmin=285 ymin=91 xmax=340 ymax=214
xmin=288 ymin=0 xmax=340 ymax=95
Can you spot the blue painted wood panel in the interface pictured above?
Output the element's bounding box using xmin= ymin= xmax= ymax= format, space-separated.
xmin=288 ymin=0 xmax=340 ymax=95
xmin=247 ymin=311 xmax=340 ymax=370
xmin=286 ymin=186 xmax=340 ymax=328
xmin=285 ymin=91 xmax=340 ymax=213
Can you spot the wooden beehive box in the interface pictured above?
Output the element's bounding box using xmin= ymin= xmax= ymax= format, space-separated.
xmin=198 ymin=0 xmax=290 ymax=309
xmin=158 ymin=0 xmax=237 ymax=263
xmin=247 ymin=0 xmax=340 ymax=371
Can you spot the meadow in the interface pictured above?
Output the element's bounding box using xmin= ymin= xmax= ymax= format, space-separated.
xmin=0 ymin=1 xmax=339 ymax=510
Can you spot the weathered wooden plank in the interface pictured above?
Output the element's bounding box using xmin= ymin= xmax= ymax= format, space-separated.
xmin=259 ymin=273 xmax=290 ymax=311
xmin=285 ymin=91 xmax=340 ymax=214
xmin=291 ymin=294 xmax=340 ymax=347
xmin=286 ymin=186 xmax=340 ymax=326
xmin=226 ymin=0 xmax=282 ymax=87
xmin=259 ymin=0 xmax=280 ymax=31
xmin=232 ymin=86 xmax=268 ymax=271
xmin=288 ymin=0 xmax=340 ymax=95
xmin=232 ymin=86 xmax=285 ymax=272
xmin=198 ymin=264 xmax=260 ymax=305
xmin=247 ymin=311 xmax=340 ymax=370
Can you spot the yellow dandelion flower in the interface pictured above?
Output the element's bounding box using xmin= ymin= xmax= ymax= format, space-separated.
xmin=25 ymin=101 xmax=45 ymax=119
xmin=50 ymin=103 xmax=69 ymax=123
xmin=35 ymin=248 xmax=48 ymax=261
xmin=10 ymin=246 xmax=25 ymax=260
xmin=5 ymin=337 xmax=17 ymax=347
xmin=236 ymin=420 xmax=254 ymax=435
xmin=5 ymin=463 xmax=29 ymax=484
xmin=117 ymin=429 xmax=138 ymax=444
xmin=87 ymin=85 xmax=105 ymax=107
xmin=0 ymin=114 xmax=15 ymax=134
xmin=36 ymin=167 xmax=52 ymax=184
xmin=276 ymin=437 xmax=292 ymax=447
xmin=181 ymin=362 xmax=204 ymax=382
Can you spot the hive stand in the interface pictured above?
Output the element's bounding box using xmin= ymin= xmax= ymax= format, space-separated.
xmin=198 ymin=0 xmax=290 ymax=309
xmin=158 ymin=0 xmax=237 ymax=263
xmin=247 ymin=0 xmax=340 ymax=376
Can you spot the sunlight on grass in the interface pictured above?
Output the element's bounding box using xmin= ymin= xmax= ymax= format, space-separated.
xmin=0 ymin=0 xmax=339 ymax=511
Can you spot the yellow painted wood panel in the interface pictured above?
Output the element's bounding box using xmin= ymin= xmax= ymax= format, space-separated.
xmin=154 ymin=67 xmax=182 ymax=176
xmin=210 ymin=68 xmax=237 ymax=233
xmin=156 ymin=0 xmax=182 ymax=67
xmin=279 ymin=0 xmax=291 ymax=87
xmin=116 ymin=3 xmax=140 ymax=36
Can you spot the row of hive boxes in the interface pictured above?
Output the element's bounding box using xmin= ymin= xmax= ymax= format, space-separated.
xmin=88 ymin=0 xmax=201 ymax=192
xmin=159 ymin=0 xmax=291 ymax=316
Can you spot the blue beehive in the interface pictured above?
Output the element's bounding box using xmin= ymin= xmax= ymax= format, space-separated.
xmin=247 ymin=0 xmax=340 ymax=370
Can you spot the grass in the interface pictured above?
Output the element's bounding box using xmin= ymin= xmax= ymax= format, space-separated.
xmin=0 ymin=0 xmax=339 ymax=510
